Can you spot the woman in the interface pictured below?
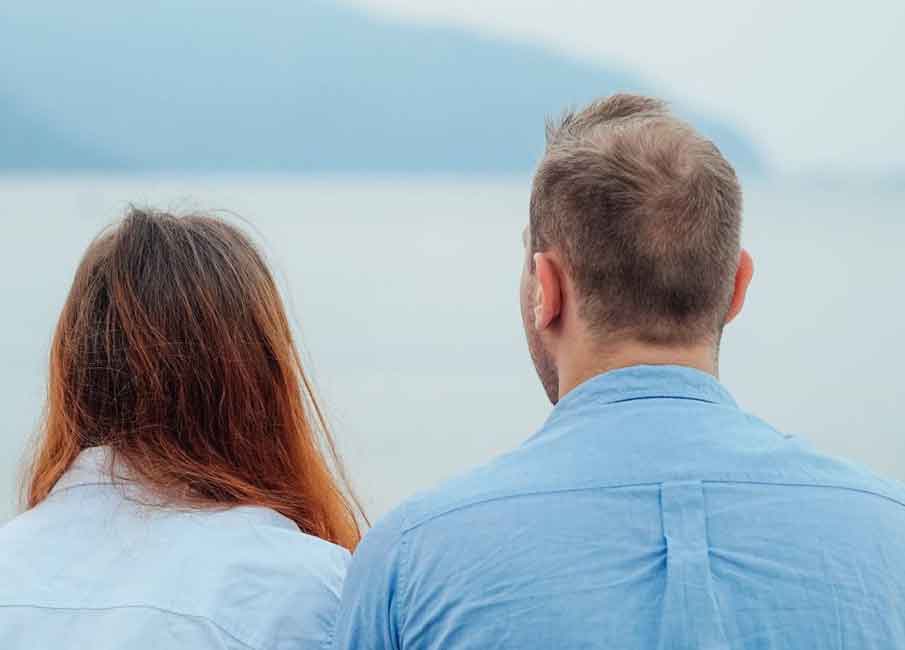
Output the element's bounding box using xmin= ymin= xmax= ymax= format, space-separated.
xmin=0 ymin=210 xmax=363 ymax=649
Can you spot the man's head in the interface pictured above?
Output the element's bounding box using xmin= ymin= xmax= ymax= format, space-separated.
xmin=520 ymin=94 xmax=753 ymax=403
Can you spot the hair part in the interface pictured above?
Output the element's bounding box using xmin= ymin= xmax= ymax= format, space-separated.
xmin=530 ymin=93 xmax=743 ymax=345
xmin=24 ymin=209 xmax=364 ymax=550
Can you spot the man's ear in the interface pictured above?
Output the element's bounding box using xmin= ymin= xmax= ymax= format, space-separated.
xmin=533 ymin=252 xmax=563 ymax=331
xmin=725 ymin=248 xmax=754 ymax=325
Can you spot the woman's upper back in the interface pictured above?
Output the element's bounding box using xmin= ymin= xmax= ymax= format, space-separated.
xmin=0 ymin=447 xmax=350 ymax=650
xmin=27 ymin=211 xmax=361 ymax=548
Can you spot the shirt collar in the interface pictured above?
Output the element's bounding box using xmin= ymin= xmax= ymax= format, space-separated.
xmin=50 ymin=445 xmax=121 ymax=493
xmin=544 ymin=364 xmax=737 ymax=428
xmin=49 ymin=446 xmax=299 ymax=532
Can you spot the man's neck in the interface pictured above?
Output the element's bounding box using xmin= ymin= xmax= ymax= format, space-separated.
xmin=557 ymin=341 xmax=719 ymax=401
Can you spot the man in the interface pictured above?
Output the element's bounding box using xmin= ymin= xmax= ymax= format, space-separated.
xmin=336 ymin=94 xmax=905 ymax=648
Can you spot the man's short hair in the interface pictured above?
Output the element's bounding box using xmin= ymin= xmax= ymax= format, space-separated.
xmin=530 ymin=93 xmax=743 ymax=345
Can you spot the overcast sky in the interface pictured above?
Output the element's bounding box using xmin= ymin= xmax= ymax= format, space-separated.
xmin=346 ymin=0 xmax=905 ymax=174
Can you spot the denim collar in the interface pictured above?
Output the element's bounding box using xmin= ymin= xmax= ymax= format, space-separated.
xmin=543 ymin=364 xmax=738 ymax=429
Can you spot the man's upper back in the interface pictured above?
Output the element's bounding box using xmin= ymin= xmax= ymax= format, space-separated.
xmin=337 ymin=365 xmax=905 ymax=649
xmin=0 ymin=447 xmax=350 ymax=650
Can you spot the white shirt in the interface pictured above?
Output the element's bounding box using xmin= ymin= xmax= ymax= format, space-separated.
xmin=0 ymin=446 xmax=350 ymax=650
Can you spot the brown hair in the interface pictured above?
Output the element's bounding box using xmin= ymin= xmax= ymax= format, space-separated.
xmin=25 ymin=209 xmax=362 ymax=550
xmin=530 ymin=93 xmax=743 ymax=344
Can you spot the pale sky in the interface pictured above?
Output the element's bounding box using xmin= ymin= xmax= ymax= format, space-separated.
xmin=345 ymin=0 xmax=905 ymax=173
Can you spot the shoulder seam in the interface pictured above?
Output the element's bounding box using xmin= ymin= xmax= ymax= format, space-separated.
xmin=0 ymin=603 xmax=260 ymax=649
xmin=400 ymin=477 xmax=905 ymax=533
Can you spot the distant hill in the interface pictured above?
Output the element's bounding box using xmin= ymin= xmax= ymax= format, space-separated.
xmin=0 ymin=1 xmax=762 ymax=173
xmin=0 ymin=95 xmax=123 ymax=170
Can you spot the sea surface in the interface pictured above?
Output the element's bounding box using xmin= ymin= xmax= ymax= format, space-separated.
xmin=1 ymin=175 xmax=903 ymax=522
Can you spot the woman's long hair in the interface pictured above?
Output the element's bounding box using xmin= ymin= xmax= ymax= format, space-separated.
xmin=24 ymin=210 xmax=362 ymax=550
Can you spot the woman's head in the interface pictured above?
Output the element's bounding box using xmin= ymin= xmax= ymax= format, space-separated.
xmin=27 ymin=209 xmax=362 ymax=549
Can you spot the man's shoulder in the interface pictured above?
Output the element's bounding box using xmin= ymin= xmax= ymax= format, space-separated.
xmin=387 ymin=444 xmax=551 ymax=537
xmin=378 ymin=424 xmax=905 ymax=543
xmin=346 ymin=449 xmax=538 ymax=605
xmin=782 ymin=446 xmax=905 ymax=508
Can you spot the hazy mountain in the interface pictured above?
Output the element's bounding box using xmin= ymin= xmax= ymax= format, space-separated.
xmin=1 ymin=1 xmax=762 ymax=173
xmin=0 ymin=95 xmax=124 ymax=170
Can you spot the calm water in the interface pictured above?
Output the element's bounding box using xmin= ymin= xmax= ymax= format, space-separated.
xmin=1 ymin=175 xmax=903 ymax=522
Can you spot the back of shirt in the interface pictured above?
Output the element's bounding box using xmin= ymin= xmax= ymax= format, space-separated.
xmin=0 ymin=448 xmax=350 ymax=650
xmin=336 ymin=366 xmax=905 ymax=650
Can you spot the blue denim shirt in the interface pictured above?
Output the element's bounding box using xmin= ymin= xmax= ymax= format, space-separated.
xmin=0 ymin=447 xmax=350 ymax=650
xmin=337 ymin=365 xmax=905 ymax=649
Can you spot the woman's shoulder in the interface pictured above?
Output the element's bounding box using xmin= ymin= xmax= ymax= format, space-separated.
xmin=0 ymin=499 xmax=350 ymax=649
xmin=171 ymin=504 xmax=350 ymax=591
xmin=202 ymin=505 xmax=350 ymax=574
xmin=180 ymin=506 xmax=350 ymax=648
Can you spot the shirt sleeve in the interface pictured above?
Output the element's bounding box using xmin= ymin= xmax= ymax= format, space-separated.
xmin=333 ymin=506 xmax=409 ymax=650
